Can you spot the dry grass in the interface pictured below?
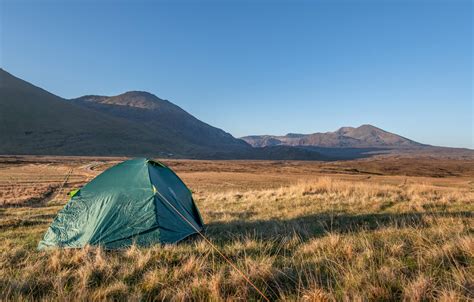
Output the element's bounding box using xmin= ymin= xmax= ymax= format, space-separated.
xmin=0 ymin=157 xmax=473 ymax=301
xmin=0 ymin=184 xmax=57 ymax=206
xmin=0 ymin=161 xmax=98 ymax=206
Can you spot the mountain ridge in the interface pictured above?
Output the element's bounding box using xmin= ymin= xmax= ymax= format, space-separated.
xmin=241 ymin=124 xmax=424 ymax=149
xmin=2 ymin=68 xmax=470 ymax=160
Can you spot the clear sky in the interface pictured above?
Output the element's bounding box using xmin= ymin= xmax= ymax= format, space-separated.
xmin=1 ymin=0 xmax=472 ymax=148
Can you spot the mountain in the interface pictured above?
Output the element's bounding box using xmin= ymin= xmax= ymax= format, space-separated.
xmin=0 ymin=69 xmax=327 ymax=159
xmin=241 ymin=125 xmax=424 ymax=148
xmin=5 ymin=68 xmax=464 ymax=160
xmin=69 ymin=91 xmax=250 ymax=155
xmin=0 ymin=68 xmax=250 ymax=157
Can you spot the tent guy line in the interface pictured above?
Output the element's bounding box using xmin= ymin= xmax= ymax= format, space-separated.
xmin=155 ymin=189 xmax=271 ymax=302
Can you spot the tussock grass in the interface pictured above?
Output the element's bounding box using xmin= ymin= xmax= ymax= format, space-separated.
xmin=1 ymin=177 xmax=473 ymax=301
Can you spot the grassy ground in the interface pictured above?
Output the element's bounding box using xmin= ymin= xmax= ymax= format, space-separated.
xmin=0 ymin=157 xmax=473 ymax=301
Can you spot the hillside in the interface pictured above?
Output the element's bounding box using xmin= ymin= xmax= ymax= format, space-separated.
xmin=241 ymin=125 xmax=424 ymax=148
xmin=0 ymin=69 xmax=250 ymax=157
xmin=0 ymin=69 xmax=163 ymax=156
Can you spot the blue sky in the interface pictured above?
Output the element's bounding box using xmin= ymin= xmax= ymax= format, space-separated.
xmin=1 ymin=0 xmax=472 ymax=148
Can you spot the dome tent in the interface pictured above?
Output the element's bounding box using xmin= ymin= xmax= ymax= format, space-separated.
xmin=38 ymin=158 xmax=203 ymax=249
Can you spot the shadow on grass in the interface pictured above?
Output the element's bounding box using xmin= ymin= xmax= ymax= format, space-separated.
xmin=204 ymin=211 xmax=472 ymax=242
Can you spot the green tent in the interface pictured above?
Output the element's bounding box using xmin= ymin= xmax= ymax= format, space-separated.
xmin=38 ymin=158 xmax=203 ymax=249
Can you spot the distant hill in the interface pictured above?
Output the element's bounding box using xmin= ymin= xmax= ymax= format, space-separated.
xmin=241 ymin=125 xmax=424 ymax=148
xmin=0 ymin=69 xmax=327 ymax=159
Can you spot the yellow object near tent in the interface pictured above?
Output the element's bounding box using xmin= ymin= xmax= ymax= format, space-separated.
xmin=68 ymin=189 xmax=79 ymax=198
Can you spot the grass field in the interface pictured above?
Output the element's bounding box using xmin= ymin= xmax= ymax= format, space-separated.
xmin=0 ymin=156 xmax=473 ymax=301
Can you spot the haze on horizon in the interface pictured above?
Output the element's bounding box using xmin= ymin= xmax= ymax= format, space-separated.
xmin=1 ymin=0 xmax=472 ymax=149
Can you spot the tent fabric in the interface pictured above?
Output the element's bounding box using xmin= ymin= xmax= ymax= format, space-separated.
xmin=38 ymin=158 xmax=203 ymax=250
